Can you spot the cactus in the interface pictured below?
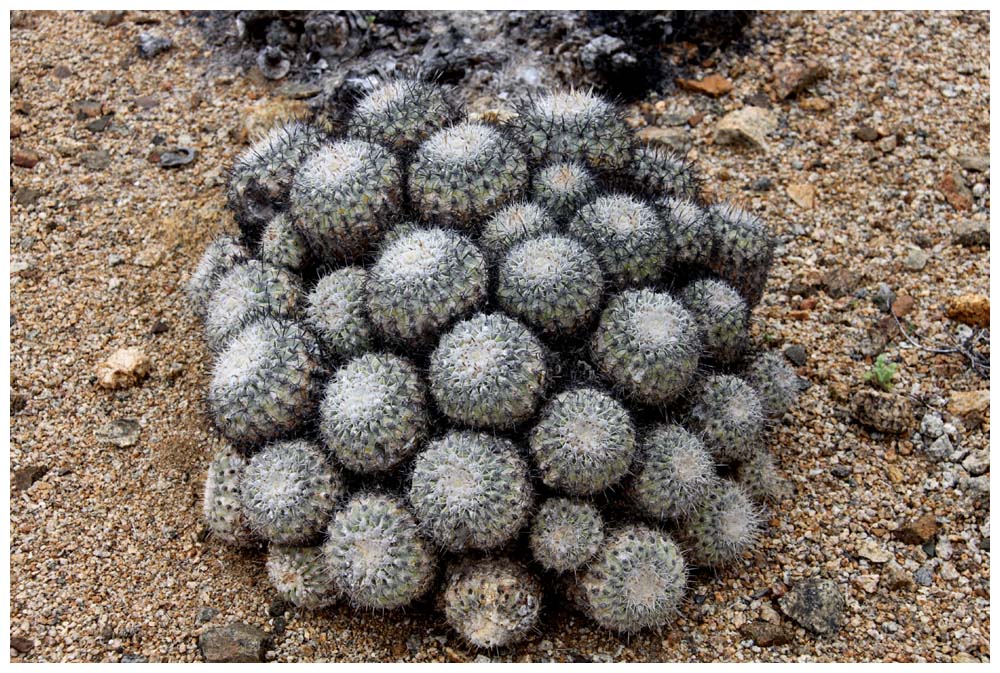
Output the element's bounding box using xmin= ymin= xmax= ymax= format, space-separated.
xmin=208 ymin=316 xmax=323 ymax=446
xmin=323 ymin=492 xmax=436 ymax=610
xmin=591 ymin=289 xmax=701 ymax=406
xmin=682 ymin=480 xmax=761 ymax=567
xmin=408 ymin=431 xmax=533 ymax=552
xmin=429 ymin=313 xmax=548 ymax=429
xmin=239 ymin=439 xmax=344 ymax=545
xmin=441 ymin=558 xmax=543 ymax=649
xmin=567 ymin=194 xmax=670 ymax=288
xmin=266 ymin=544 xmax=338 ymax=609
xmin=478 ymin=201 xmax=559 ymax=262
xmin=576 ymin=524 xmax=687 ymax=633
xmin=532 ymin=161 xmax=597 ymax=222
xmin=203 ymin=446 xmax=257 ymax=548
xmin=511 ymin=89 xmax=634 ymax=172
xmin=187 ymin=235 xmax=249 ymax=318
xmin=686 ymin=375 xmax=764 ymax=463
xmin=631 ymin=144 xmax=701 ymax=202
xmin=629 ymin=424 xmax=718 ymax=521
xmin=366 ymin=227 xmax=488 ymax=346
xmin=227 ymin=120 xmax=326 ymax=242
xmin=347 ymin=78 xmax=457 ymax=152
xmin=529 ymin=498 xmax=605 ymax=573
xmin=656 ymin=196 xmax=714 ymax=268
xmin=529 ymin=387 xmax=636 ymax=495
xmin=303 ymin=266 xmax=372 ymax=362
xmin=409 ymin=122 xmax=529 ymax=229
xmin=744 ymin=350 xmax=801 ymax=419
xmin=706 ymin=202 xmax=774 ymax=307
xmin=679 ymin=278 xmax=750 ymax=365
xmin=192 ymin=80 xmax=801 ymax=644
xmin=289 ymin=139 xmax=403 ymax=261
xmin=259 ymin=212 xmax=309 ymax=272
xmin=496 ymin=234 xmax=604 ymax=337
xmin=319 ymin=352 xmax=428 ymax=474
xmin=204 ymin=260 xmax=302 ymax=350
xmin=734 ymin=450 xmax=788 ymax=504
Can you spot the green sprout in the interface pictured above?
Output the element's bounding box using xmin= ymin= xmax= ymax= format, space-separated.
xmin=864 ymin=354 xmax=897 ymax=391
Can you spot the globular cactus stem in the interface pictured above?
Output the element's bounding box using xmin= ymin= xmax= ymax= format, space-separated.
xmin=409 ymin=122 xmax=529 ymax=229
xmin=478 ymin=201 xmax=559 ymax=262
xmin=629 ymin=424 xmax=718 ymax=522
xmin=575 ymin=524 xmax=687 ymax=633
xmin=706 ymin=202 xmax=774 ymax=307
xmin=347 ymin=77 xmax=457 ymax=152
xmin=531 ymin=161 xmax=596 ymax=222
xmin=567 ymin=194 xmax=670 ymax=289
xmin=441 ymin=558 xmax=543 ymax=650
xmin=510 ymin=89 xmax=635 ymax=172
xmin=590 ymin=288 xmax=701 ymax=407
xmin=266 ymin=544 xmax=338 ymax=609
xmin=303 ymin=266 xmax=372 ymax=363
xmin=682 ymin=480 xmax=762 ymax=568
xmin=529 ymin=387 xmax=636 ymax=496
xmin=239 ymin=439 xmax=345 ymax=545
xmin=289 ymin=139 xmax=402 ymax=262
xmin=187 ymin=235 xmax=248 ymax=319
xmin=319 ymin=352 xmax=428 ymax=474
xmin=203 ymin=446 xmax=257 ymax=548
xmin=227 ymin=120 xmax=325 ymax=243
xmin=631 ymin=144 xmax=702 ymax=202
xmin=496 ymin=234 xmax=604 ymax=337
xmin=204 ymin=260 xmax=301 ymax=351
xmin=365 ymin=227 xmax=488 ymax=347
xmin=529 ymin=498 xmax=605 ymax=573
xmin=207 ymin=316 xmax=324 ymax=446
xmin=323 ymin=492 xmax=436 ymax=610
xmin=408 ymin=431 xmax=533 ymax=552
xmin=744 ymin=350 xmax=802 ymax=419
xmin=679 ymin=278 xmax=750 ymax=365
xmin=686 ymin=374 xmax=765 ymax=464
xmin=429 ymin=313 xmax=548 ymax=430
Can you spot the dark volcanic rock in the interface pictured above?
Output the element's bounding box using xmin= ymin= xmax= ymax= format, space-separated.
xmin=194 ymin=10 xmax=755 ymax=103
xmin=778 ymin=578 xmax=845 ymax=636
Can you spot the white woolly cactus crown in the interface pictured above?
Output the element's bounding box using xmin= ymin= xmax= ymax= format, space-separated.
xmin=191 ymin=77 xmax=802 ymax=650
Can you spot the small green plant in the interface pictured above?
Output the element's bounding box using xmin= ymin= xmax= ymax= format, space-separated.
xmin=864 ymin=354 xmax=898 ymax=391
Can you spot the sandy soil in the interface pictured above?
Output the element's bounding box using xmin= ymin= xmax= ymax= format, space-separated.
xmin=9 ymin=10 xmax=989 ymax=662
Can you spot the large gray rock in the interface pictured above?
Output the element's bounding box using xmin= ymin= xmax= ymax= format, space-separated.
xmin=778 ymin=578 xmax=845 ymax=636
xmin=199 ymin=623 xmax=268 ymax=663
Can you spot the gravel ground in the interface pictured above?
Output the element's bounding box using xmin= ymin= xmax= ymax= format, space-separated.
xmin=9 ymin=10 xmax=989 ymax=662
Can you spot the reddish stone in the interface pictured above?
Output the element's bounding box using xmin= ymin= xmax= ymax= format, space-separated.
xmin=676 ymin=73 xmax=733 ymax=97
xmin=13 ymin=149 xmax=39 ymax=168
xmin=891 ymin=295 xmax=915 ymax=318
xmin=940 ymin=172 xmax=973 ymax=211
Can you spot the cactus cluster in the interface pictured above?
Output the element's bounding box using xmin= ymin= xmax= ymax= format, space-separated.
xmin=191 ymin=79 xmax=802 ymax=649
